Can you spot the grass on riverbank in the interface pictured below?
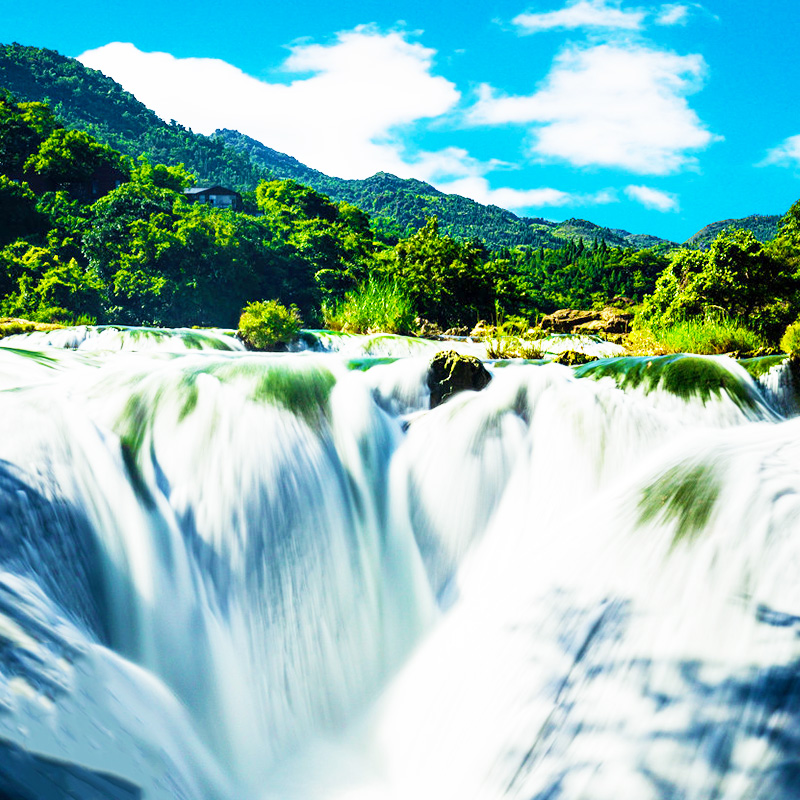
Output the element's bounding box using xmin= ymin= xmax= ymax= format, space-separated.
xmin=626 ymin=317 xmax=769 ymax=356
xmin=0 ymin=318 xmax=66 ymax=338
xmin=322 ymin=279 xmax=416 ymax=335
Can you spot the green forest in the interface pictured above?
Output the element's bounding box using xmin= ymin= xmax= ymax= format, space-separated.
xmin=2 ymin=42 xmax=782 ymax=254
xmin=2 ymin=88 xmax=800 ymax=354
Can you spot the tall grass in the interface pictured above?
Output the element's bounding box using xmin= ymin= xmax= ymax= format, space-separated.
xmin=627 ymin=316 xmax=767 ymax=356
xmin=485 ymin=334 xmax=544 ymax=359
xmin=0 ymin=317 xmax=66 ymax=338
xmin=322 ymin=279 xmax=416 ymax=335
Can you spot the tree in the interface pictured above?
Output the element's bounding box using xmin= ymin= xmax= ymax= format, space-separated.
xmin=24 ymin=128 xmax=128 ymax=189
xmin=640 ymin=227 xmax=797 ymax=340
xmin=131 ymin=156 xmax=195 ymax=192
xmin=0 ymin=242 xmax=102 ymax=322
xmin=0 ymin=100 xmax=58 ymax=177
xmin=0 ymin=175 xmax=47 ymax=246
xmin=377 ymin=217 xmax=496 ymax=327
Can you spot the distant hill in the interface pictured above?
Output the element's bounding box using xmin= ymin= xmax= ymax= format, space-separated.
xmin=684 ymin=214 xmax=782 ymax=250
xmin=215 ymin=129 xmax=678 ymax=250
xmin=0 ymin=42 xmax=781 ymax=254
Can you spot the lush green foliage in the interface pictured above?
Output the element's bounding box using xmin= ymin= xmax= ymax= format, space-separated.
xmin=0 ymin=175 xmax=47 ymax=245
xmin=238 ymin=300 xmax=302 ymax=349
xmin=322 ymin=278 xmax=415 ymax=334
xmin=0 ymin=44 xmax=271 ymax=191
xmin=2 ymin=77 xmax=800 ymax=343
xmin=639 ymin=227 xmax=798 ymax=342
xmin=627 ymin=316 xmax=767 ymax=356
xmin=24 ymin=127 xmax=126 ymax=186
xmin=506 ymin=238 xmax=667 ymax=314
xmin=780 ymin=321 xmax=800 ymax=357
xmin=0 ymin=98 xmax=381 ymax=326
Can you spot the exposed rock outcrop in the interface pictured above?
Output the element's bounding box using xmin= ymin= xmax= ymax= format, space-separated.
xmin=540 ymin=307 xmax=633 ymax=335
xmin=427 ymin=350 xmax=492 ymax=408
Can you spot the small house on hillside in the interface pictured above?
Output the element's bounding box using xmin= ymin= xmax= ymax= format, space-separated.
xmin=183 ymin=186 xmax=243 ymax=211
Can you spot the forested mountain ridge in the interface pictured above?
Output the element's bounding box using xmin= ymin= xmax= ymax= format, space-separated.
xmin=0 ymin=43 xmax=272 ymax=190
xmin=684 ymin=214 xmax=781 ymax=250
xmin=0 ymin=41 xmax=783 ymax=254
xmin=214 ymin=128 xmax=680 ymax=250
xmin=0 ymin=43 xmax=680 ymax=250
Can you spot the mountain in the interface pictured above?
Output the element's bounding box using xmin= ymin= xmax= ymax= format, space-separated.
xmin=0 ymin=43 xmax=271 ymax=191
xmin=0 ymin=42 xmax=782 ymax=254
xmin=214 ymin=128 xmax=680 ymax=250
xmin=684 ymin=214 xmax=782 ymax=250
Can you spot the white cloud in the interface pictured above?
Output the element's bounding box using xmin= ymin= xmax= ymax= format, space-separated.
xmin=468 ymin=43 xmax=718 ymax=174
xmin=624 ymin=184 xmax=679 ymax=211
xmin=760 ymin=135 xmax=800 ymax=168
xmin=513 ymin=1 xmax=645 ymax=33
xmin=655 ymin=4 xmax=690 ymax=25
xmin=435 ymin=176 xmax=618 ymax=210
xmin=78 ymin=29 xmax=461 ymax=180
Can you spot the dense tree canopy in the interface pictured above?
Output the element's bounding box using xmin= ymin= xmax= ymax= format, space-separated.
xmin=640 ymin=226 xmax=799 ymax=340
xmin=1 ymin=95 xmax=800 ymax=341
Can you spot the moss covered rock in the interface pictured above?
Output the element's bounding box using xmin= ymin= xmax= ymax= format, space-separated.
xmin=552 ymin=350 xmax=598 ymax=366
xmin=427 ymin=350 xmax=491 ymax=408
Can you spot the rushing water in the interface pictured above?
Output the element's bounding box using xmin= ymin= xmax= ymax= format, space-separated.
xmin=0 ymin=328 xmax=798 ymax=799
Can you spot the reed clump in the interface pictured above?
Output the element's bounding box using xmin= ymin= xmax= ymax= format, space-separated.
xmin=322 ymin=279 xmax=416 ymax=335
xmin=0 ymin=317 xmax=65 ymax=338
xmin=483 ymin=316 xmax=545 ymax=359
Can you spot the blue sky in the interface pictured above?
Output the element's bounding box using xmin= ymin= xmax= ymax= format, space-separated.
xmin=3 ymin=0 xmax=799 ymax=242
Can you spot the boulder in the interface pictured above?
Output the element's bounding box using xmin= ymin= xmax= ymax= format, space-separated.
xmin=540 ymin=309 xmax=598 ymax=333
xmin=442 ymin=325 xmax=470 ymax=337
xmin=427 ymin=350 xmax=492 ymax=408
xmin=541 ymin=307 xmax=632 ymax=335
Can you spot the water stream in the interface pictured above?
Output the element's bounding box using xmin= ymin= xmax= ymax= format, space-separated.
xmin=0 ymin=327 xmax=797 ymax=799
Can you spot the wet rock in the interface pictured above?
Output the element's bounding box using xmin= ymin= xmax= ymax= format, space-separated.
xmin=469 ymin=320 xmax=493 ymax=341
xmin=415 ymin=318 xmax=443 ymax=339
xmin=552 ymin=350 xmax=598 ymax=366
xmin=540 ymin=309 xmax=597 ymax=333
xmin=442 ymin=325 xmax=469 ymax=337
xmin=427 ymin=350 xmax=492 ymax=408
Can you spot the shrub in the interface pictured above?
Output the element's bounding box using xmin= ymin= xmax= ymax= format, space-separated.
xmin=322 ymin=278 xmax=415 ymax=335
xmin=237 ymin=300 xmax=302 ymax=350
xmin=780 ymin=321 xmax=800 ymax=358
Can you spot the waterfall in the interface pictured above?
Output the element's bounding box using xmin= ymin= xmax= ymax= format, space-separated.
xmin=0 ymin=332 xmax=798 ymax=800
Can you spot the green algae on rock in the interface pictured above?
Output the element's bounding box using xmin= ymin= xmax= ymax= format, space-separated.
xmin=575 ymin=354 xmax=762 ymax=412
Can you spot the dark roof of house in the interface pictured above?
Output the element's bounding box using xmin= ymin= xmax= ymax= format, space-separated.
xmin=184 ymin=185 xmax=240 ymax=196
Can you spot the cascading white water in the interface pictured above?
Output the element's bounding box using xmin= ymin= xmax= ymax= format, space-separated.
xmin=0 ymin=331 xmax=798 ymax=800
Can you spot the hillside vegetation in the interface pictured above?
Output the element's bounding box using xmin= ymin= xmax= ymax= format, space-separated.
xmin=0 ymin=43 xmax=271 ymax=191
xmin=2 ymin=43 xmax=800 ymax=356
xmin=0 ymin=42 xmax=733 ymax=252
xmin=215 ymin=128 xmax=678 ymax=250
xmin=684 ymin=214 xmax=781 ymax=250
xmin=0 ymin=93 xmax=677 ymax=330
